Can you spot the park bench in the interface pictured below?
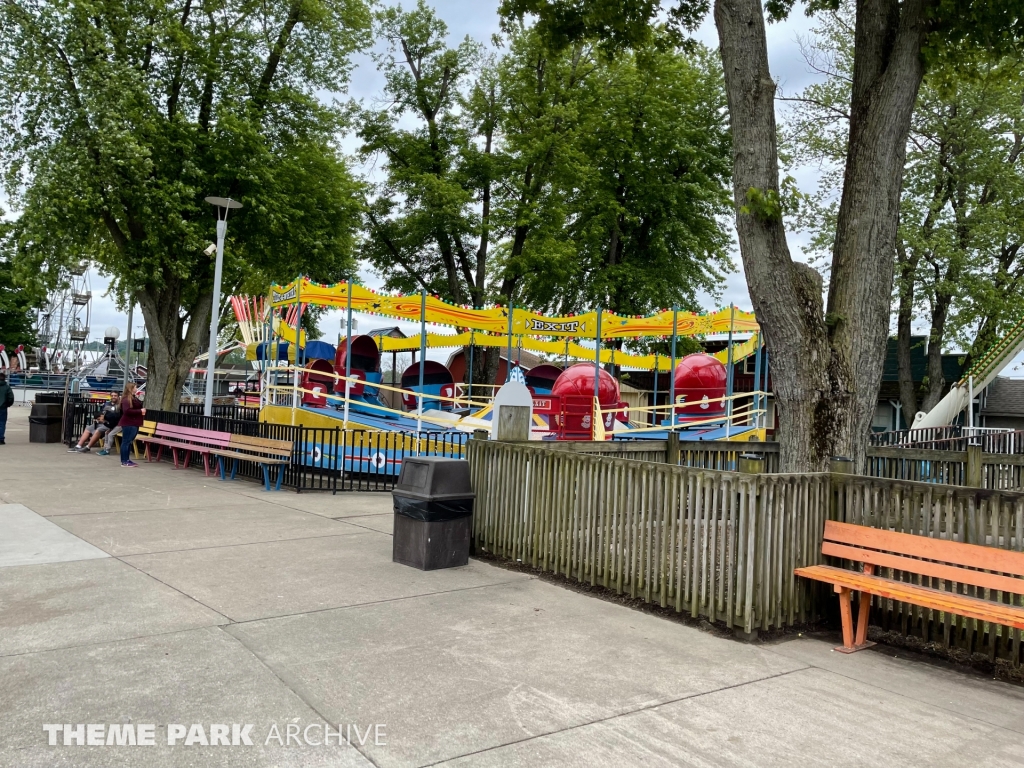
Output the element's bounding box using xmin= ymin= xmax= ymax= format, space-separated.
xmin=134 ymin=422 xmax=292 ymax=491
xmin=795 ymin=520 xmax=1024 ymax=653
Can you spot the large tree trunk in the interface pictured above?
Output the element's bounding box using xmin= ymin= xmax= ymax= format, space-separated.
xmin=138 ymin=282 xmax=212 ymax=411
xmin=715 ymin=0 xmax=926 ymax=471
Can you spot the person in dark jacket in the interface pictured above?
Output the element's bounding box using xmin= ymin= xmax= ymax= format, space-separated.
xmin=0 ymin=372 xmax=13 ymax=445
xmin=118 ymin=382 xmax=146 ymax=467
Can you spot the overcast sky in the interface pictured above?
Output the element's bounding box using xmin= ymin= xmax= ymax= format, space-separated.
xmin=45 ymin=1 xmax=1024 ymax=373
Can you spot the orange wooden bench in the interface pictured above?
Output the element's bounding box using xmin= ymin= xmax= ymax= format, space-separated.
xmin=795 ymin=521 xmax=1024 ymax=653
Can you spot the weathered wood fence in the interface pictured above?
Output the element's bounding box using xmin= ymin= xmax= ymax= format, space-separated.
xmin=865 ymin=446 xmax=1024 ymax=491
xmin=563 ymin=436 xmax=1021 ymax=491
xmin=468 ymin=439 xmax=1024 ymax=663
xmin=468 ymin=439 xmax=830 ymax=635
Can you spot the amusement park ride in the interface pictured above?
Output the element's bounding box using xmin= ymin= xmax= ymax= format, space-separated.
xmin=0 ymin=261 xmax=139 ymax=393
xmin=219 ymin=277 xmax=774 ymax=475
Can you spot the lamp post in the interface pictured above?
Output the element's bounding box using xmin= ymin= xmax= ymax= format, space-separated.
xmin=203 ymin=196 xmax=242 ymax=417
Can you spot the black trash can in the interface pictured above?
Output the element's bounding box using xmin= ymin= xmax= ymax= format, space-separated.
xmin=392 ymin=457 xmax=474 ymax=570
xmin=29 ymin=402 xmax=63 ymax=443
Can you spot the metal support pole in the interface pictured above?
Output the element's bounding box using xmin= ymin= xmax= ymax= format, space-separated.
xmin=505 ymin=304 xmax=514 ymax=382
xmin=968 ymin=375 xmax=974 ymax=430
xmin=761 ymin=347 xmax=770 ymax=430
xmin=418 ymin=290 xmax=426 ymax=432
xmin=594 ymin=306 xmax=602 ymax=402
xmin=725 ymin=303 xmax=735 ymax=439
xmin=292 ymin=276 xmax=302 ymax=417
xmin=669 ymin=306 xmax=678 ymax=428
xmin=123 ymin=301 xmax=133 ymax=390
xmin=204 ymin=218 xmax=227 ymax=416
xmin=344 ymin=279 xmax=352 ymax=426
xmin=467 ymin=330 xmax=475 ymax=402
xmin=653 ymin=353 xmax=659 ymax=428
xmin=752 ymin=332 xmax=763 ymax=429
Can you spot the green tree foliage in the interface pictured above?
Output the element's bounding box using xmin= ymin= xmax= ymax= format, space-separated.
xmin=359 ymin=0 xmax=489 ymax=307
xmin=519 ymin=42 xmax=731 ymax=318
xmin=785 ymin=8 xmax=1024 ymax=419
xmin=0 ymin=240 xmax=43 ymax=348
xmin=360 ymin=5 xmax=731 ymax=346
xmin=502 ymin=0 xmax=1023 ymax=471
xmin=0 ymin=0 xmax=371 ymax=408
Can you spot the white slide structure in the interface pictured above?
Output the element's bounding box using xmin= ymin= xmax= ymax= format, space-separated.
xmin=912 ymin=316 xmax=1024 ymax=428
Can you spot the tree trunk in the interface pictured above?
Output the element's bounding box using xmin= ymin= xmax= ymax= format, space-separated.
xmin=715 ymin=0 xmax=926 ymax=471
xmin=138 ymin=282 xmax=212 ymax=412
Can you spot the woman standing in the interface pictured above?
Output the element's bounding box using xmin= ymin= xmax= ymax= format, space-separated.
xmin=118 ymin=382 xmax=146 ymax=467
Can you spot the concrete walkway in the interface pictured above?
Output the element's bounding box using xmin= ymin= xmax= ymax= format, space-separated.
xmin=1 ymin=407 xmax=1023 ymax=767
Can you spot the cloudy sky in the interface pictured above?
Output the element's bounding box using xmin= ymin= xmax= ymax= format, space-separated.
xmin=47 ymin=0 xmax=1024 ymax=373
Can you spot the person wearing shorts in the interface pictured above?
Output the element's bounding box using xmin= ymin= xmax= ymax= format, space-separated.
xmin=69 ymin=394 xmax=121 ymax=453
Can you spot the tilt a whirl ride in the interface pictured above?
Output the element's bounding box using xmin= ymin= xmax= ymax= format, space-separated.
xmin=246 ymin=277 xmax=771 ymax=476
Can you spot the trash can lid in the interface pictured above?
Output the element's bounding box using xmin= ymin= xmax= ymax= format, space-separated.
xmin=394 ymin=457 xmax=473 ymax=500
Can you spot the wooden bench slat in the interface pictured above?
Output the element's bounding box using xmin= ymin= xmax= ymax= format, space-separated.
xmin=824 ymin=520 xmax=1024 ymax=578
xmin=132 ymin=422 xmax=293 ymax=490
xmin=229 ymin=434 xmax=293 ymax=452
xmin=796 ymin=565 xmax=1024 ymax=629
xmin=206 ymin=448 xmax=289 ymax=464
xmin=821 ymin=541 xmax=1024 ymax=595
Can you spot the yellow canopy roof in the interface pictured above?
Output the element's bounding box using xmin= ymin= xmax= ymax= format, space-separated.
xmin=270 ymin=278 xmax=758 ymax=340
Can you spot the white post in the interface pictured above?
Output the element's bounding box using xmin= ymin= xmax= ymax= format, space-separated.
xmin=203 ymin=197 xmax=241 ymax=414
xmin=968 ymin=375 xmax=974 ymax=431
xmin=204 ymin=217 xmax=226 ymax=417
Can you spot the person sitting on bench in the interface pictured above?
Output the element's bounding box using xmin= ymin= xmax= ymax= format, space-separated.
xmin=69 ymin=394 xmax=121 ymax=453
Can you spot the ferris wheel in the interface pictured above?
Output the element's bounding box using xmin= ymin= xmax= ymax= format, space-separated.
xmin=35 ymin=261 xmax=92 ymax=372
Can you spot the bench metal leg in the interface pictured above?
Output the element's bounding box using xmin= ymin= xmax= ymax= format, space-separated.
xmin=261 ymin=465 xmax=271 ymax=491
xmin=217 ymin=457 xmax=226 ymax=480
xmin=274 ymin=465 xmax=284 ymax=491
xmin=170 ymin=448 xmax=180 ymax=468
xmin=202 ymin=453 xmax=211 ymax=477
xmin=230 ymin=458 xmax=239 ymax=481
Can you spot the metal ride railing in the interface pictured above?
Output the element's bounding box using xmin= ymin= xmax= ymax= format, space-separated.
xmin=869 ymin=425 xmax=1024 ymax=454
xmin=265 ymin=364 xmax=494 ymax=419
xmin=598 ymin=390 xmax=770 ymax=439
xmin=62 ymin=399 xmax=467 ymax=493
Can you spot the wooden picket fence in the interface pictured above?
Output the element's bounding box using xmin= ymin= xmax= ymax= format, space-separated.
xmin=468 ymin=439 xmax=1024 ymax=663
xmin=865 ymin=446 xmax=1024 ymax=491
xmin=468 ymin=439 xmax=831 ymax=635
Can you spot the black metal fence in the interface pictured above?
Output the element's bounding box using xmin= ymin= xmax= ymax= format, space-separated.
xmin=61 ymin=399 xmax=466 ymax=493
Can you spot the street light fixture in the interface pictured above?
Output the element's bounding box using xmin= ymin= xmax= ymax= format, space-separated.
xmin=203 ymin=196 xmax=242 ymax=417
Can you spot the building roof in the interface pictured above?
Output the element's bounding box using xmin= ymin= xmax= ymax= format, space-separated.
xmin=981 ymin=377 xmax=1024 ymax=417
xmin=880 ymin=336 xmax=963 ymax=383
xmin=445 ymin=346 xmax=549 ymax=370
xmin=366 ymin=326 xmax=407 ymax=339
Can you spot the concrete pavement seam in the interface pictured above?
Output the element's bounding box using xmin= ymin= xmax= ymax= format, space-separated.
xmin=762 ymin=646 xmax=1024 ymax=736
xmin=93 ymin=529 xmax=373 ymax=558
xmin=114 ymin=553 xmax=235 ymax=624
xmin=414 ymin=665 xmax=813 ymax=768
xmin=218 ymin=625 xmax=382 ymax=768
xmin=226 ymin=576 xmax=538 ymax=628
xmin=0 ymin=624 xmax=229 ymax=660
